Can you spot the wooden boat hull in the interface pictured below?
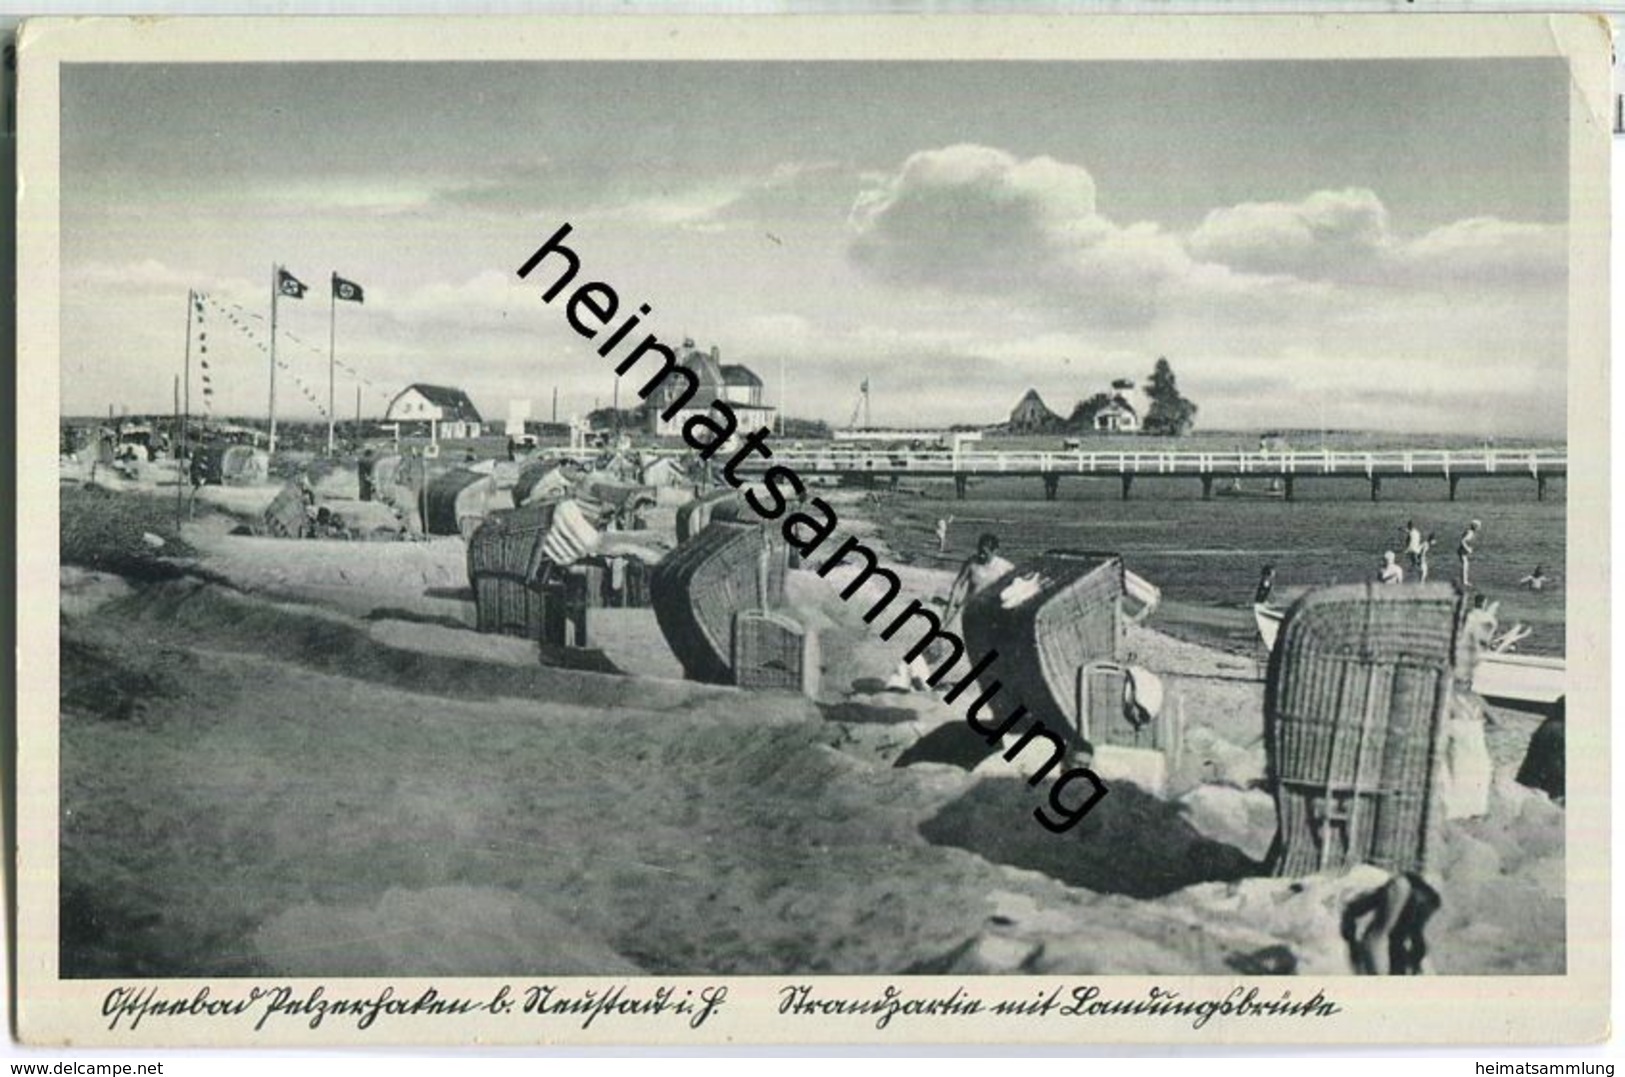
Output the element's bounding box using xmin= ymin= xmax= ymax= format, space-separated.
xmin=1472 ymin=652 xmax=1566 ymax=712
xmin=1256 ymin=599 xmax=1563 ymax=713
xmin=959 ymin=550 xmax=1124 ymax=745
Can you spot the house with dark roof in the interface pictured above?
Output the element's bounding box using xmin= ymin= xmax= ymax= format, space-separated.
xmin=1094 ymin=378 xmax=1141 ymax=433
xmin=385 ymin=383 xmax=486 ymax=440
xmin=648 ymin=340 xmax=775 ymax=437
xmin=1008 ymin=388 xmax=1059 ymax=433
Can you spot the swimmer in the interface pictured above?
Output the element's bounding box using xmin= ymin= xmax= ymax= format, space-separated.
xmin=1378 ymin=550 xmax=1404 ymax=585
xmin=1519 ymin=565 xmax=1549 ymax=592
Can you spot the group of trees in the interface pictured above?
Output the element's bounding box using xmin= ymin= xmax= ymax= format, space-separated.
xmin=1011 ymin=357 xmax=1199 ymax=437
xmin=1140 ymin=357 xmax=1199 ymax=436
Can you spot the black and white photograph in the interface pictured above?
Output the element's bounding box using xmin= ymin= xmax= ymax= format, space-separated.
xmin=14 ymin=13 xmax=1611 ymax=1047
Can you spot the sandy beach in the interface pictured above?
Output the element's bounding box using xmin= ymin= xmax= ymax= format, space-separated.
xmin=55 ymin=465 xmax=1566 ymax=980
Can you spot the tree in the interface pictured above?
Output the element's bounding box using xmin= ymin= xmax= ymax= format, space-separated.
xmin=1140 ymin=357 xmax=1198 ymax=436
xmin=587 ymin=403 xmax=647 ymax=431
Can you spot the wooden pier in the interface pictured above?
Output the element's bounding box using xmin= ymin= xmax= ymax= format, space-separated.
xmin=726 ymin=447 xmax=1566 ymax=502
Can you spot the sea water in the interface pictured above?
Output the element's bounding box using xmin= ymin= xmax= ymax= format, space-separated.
xmin=876 ymin=475 xmax=1567 ymax=657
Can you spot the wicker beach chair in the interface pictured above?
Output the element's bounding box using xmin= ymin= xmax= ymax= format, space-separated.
xmin=731 ymin=540 xmax=820 ymax=696
xmin=467 ymin=502 xmax=559 ymax=638
xmin=512 ymin=459 xmax=572 ymax=508
xmin=676 ymin=489 xmax=747 ymax=544
xmin=260 ymin=483 xmax=310 ymax=539
xmin=651 ymin=520 xmax=789 ymax=684
xmin=959 ymin=550 xmax=1126 ymax=749
xmin=422 ymin=468 xmax=496 ymax=537
xmin=1075 ymin=661 xmax=1180 ymax=762
xmin=220 ymin=446 xmax=266 ymax=486
xmin=1264 ymin=582 xmax=1464 ymax=877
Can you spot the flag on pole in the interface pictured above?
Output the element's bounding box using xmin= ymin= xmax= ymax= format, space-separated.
xmin=277 ymin=269 xmax=309 ymax=299
xmin=332 ymin=274 xmax=365 ymax=304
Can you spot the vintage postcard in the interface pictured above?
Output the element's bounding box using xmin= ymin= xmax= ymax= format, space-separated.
xmin=13 ymin=13 xmax=1610 ymax=1047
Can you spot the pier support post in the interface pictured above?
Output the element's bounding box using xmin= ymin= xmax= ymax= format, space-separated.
xmin=1043 ymin=475 xmax=1060 ymax=501
xmin=1120 ymin=475 xmax=1134 ymax=501
xmin=954 ymin=475 xmax=968 ymax=501
xmin=1201 ymin=476 xmax=1214 ymax=501
xmin=1369 ymin=476 xmax=1382 ymax=503
xmin=1448 ymin=475 xmax=1460 ymax=502
xmin=1284 ymin=476 xmax=1295 ymax=502
xmin=1537 ymin=475 xmax=1547 ymax=502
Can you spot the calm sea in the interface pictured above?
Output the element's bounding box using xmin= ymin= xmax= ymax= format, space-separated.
xmin=868 ymin=475 xmax=1567 ymax=657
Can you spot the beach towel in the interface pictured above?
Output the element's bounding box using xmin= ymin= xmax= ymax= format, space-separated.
xmin=1439 ymin=692 xmax=1491 ymax=821
xmin=540 ymin=500 xmax=599 ymax=566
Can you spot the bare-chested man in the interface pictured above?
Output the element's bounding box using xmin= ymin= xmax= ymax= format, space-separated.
xmin=945 ymin=532 xmax=1017 ymax=623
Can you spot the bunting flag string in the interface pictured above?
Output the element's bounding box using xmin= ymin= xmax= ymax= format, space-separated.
xmin=193 ymin=290 xmax=397 ymax=424
xmin=202 ymin=292 xmax=393 ymax=409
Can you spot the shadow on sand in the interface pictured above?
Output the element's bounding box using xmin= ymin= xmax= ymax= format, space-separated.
xmin=920 ymin=776 xmax=1265 ymax=899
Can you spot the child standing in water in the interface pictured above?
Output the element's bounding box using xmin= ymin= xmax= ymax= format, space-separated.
xmin=1457 ymin=519 xmax=1481 ymax=588
xmin=1418 ymin=532 xmax=1437 ymax=582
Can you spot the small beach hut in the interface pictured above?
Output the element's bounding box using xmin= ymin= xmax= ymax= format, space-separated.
xmin=651 ymin=521 xmax=789 ymax=684
xmin=1264 ymin=582 xmax=1463 ymax=877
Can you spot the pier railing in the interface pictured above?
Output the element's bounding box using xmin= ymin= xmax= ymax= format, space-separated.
xmin=725 ymin=447 xmax=1568 ymax=477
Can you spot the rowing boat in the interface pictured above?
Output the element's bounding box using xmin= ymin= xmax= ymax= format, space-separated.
xmin=1254 ymin=600 xmax=1564 ymax=713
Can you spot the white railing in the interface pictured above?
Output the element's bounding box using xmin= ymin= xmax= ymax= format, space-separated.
xmin=721 ymin=447 xmax=1568 ymax=476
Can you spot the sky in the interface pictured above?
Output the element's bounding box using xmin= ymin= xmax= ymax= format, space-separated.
xmin=59 ymin=58 xmax=1571 ymax=435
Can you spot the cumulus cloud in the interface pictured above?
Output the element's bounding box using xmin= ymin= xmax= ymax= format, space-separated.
xmin=849 ymin=146 xmax=1567 ymax=330
xmin=848 ymin=144 xmax=1193 ymax=328
xmin=1395 ymin=216 xmax=1566 ymax=287
xmin=1187 ymin=187 xmax=1392 ymax=280
xmin=1188 ymin=187 xmax=1567 ymax=292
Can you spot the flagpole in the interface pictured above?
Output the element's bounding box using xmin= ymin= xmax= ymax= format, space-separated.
xmin=178 ymin=289 xmax=193 ymax=529
xmin=327 ymin=273 xmax=337 ymax=455
xmin=183 ymin=290 xmax=192 ymax=447
xmin=268 ymin=264 xmax=280 ymax=456
xmin=172 ymin=375 xmax=181 ymax=531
